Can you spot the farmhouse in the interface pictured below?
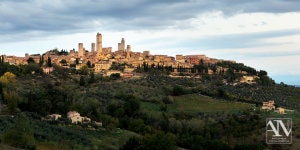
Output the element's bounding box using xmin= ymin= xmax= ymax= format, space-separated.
xmin=67 ymin=111 xmax=91 ymax=124
xmin=276 ymin=107 xmax=285 ymax=114
xmin=261 ymin=100 xmax=275 ymax=110
xmin=47 ymin=114 xmax=61 ymax=120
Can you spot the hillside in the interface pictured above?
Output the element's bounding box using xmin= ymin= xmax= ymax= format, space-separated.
xmin=0 ymin=61 xmax=300 ymax=149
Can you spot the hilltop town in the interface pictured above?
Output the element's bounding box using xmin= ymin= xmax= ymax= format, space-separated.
xmin=1 ymin=32 xmax=238 ymax=77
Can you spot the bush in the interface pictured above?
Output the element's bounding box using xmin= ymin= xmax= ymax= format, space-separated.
xmin=143 ymin=133 xmax=177 ymax=150
xmin=120 ymin=137 xmax=142 ymax=150
xmin=172 ymin=86 xmax=185 ymax=96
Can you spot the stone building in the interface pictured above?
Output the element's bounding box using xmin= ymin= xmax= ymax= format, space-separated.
xmin=67 ymin=111 xmax=91 ymax=124
xmin=94 ymin=61 xmax=111 ymax=73
xmin=47 ymin=114 xmax=62 ymax=120
xmin=240 ymin=76 xmax=258 ymax=84
xmin=261 ymin=100 xmax=275 ymax=110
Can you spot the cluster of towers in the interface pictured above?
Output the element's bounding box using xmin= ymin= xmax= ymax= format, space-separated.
xmin=77 ymin=33 xmax=131 ymax=59
xmin=78 ymin=33 xmax=103 ymax=57
xmin=118 ymin=37 xmax=131 ymax=58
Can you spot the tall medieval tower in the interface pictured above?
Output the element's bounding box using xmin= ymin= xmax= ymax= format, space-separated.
xmin=126 ymin=45 xmax=131 ymax=58
xmin=96 ymin=33 xmax=102 ymax=54
xmin=91 ymin=43 xmax=95 ymax=53
xmin=118 ymin=38 xmax=125 ymax=52
xmin=78 ymin=43 xmax=84 ymax=57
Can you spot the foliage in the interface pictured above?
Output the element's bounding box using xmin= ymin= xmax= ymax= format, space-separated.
xmin=86 ymin=61 xmax=93 ymax=68
xmin=77 ymin=65 xmax=89 ymax=75
xmin=20 ymin=63 xmax=43 ymax=75
xmin=110 ymin=73 xmax=121 ymax=80
xmin=47 ymin=57 xmax=52 ymax=67
xmin=59 ymin=59 xmax=67 ymax=66
xmin=48 ymin=49 xmax=68 ymax=56
xmin=0 ymin=62 xmax=299 ymax=149
xmin=172 ymin=85 xmax=186 ymax=96
xmin=0 ymin=83 xmax=3 ymax=101
xmin=0 ymin=72 xmax=16 ymax=86
xmin=88 ymin=71 xmax=95 ymax=83
xmin=110 ymin=62 xmax=130 ymax=71
xmin=3 ymin=90 xmax=20 ymax=113
xmin=120 ymin=137 xmax=142 ymax=150
xmin=121 ymin=133 xmax=176 ymax=150
xmin=143 ymin=133 xmax=176 ymax=150
xmin=79 ymin=76 xmax=85 ymax=86
xmin=27 ymin=57 xmax=35 ymax=64
xmin=2 ymin=113 xmax=35 ymax=149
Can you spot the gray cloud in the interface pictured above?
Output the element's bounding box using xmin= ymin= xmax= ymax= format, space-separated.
xmin=197 ymin=29 xmax=300 ymax=49
xmin=0 ymin=0 xmax=300 ymax=42
xmin=148 ymin=29 xmax=300 ymax=58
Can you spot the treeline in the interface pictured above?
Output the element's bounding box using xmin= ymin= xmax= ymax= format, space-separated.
xmin=119 ymin=109 xmax=266 ymax=150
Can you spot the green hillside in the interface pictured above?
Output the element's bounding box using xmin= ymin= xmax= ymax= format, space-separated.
xmin=0 ymin=62 xmax=300 ymax=149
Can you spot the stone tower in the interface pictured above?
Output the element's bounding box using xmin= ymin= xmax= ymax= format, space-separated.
xmin=96 ymin=33 xmax=102 ymax=53
xmin=78 ymin=43 xmax=84 ymax=57
xmin=126 ymin=45 xmax=131 ymax=58
xmin=91 ymin=43 xmax=95 ymax=53
xmin=118 ymin=38 xmax=125 ymax=52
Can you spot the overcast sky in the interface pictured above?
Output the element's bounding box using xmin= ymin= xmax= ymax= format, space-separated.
xmin=0 ymin=0 xmax=300 ymax=85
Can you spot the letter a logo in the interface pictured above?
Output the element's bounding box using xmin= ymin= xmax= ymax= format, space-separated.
xmin=266 ymin=118 xmax=292 ymax=144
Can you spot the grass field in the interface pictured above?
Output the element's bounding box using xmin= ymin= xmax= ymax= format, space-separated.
xmin=141 ymin=94 xmax=254 ymax=114
xmin=172 ymin=94 xmax=253 ymax=113
xmin=91 ymin=128 xmax=139 ymax=150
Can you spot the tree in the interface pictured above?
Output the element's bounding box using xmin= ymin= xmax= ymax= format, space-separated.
xmin=79 ymin=76 xmax=85 ymax=86
xmin=143 ymin=133 xmax=176 ymax=150
xmin=77 ymin=65 xmax=89 ymax=75
xmin=59 ymin=59 xmax=67 ymax=66
xmin=0 ymin=72 xmax=16 ymax=86
xmin=128 ymin=119 xmax=146 ymax=133
xmin=0 ymin=83 xmax=3 ymax=101
xmin=258 ymin=70 xmax=268 ymax=77
xmin=27 ymin=57 xmax=35 ymax=64
xmin=110 ymin=73 xmax=121 ymax=80
xmin=225 ymin=68 xmax=235 ymax=82
xmin=124 ymin=95 xmax=140 ymax=116
xmin=3 ymin=90 xmax=19 ymax=113
xmin=172 ymin=85 xmax=185 ymax=96
xmin=21 ymin=63 xmax=43 ymax=75
xmin=87 ymin=61 xmax=92 ymax=68
xmin=89 ymin=71 xmax=95 ymax=83
xmin=75 ymin=58 xmax=79 ymax=65
xmin=47 ymin=57 xmax=52 ymax=67
xmin=120 ymin=137 xmax=142 ymax=150
xmin=39 ymin=55 xmax=44 ymax=66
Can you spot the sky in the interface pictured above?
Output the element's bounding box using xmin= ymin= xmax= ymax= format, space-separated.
xmin=0 ymin=0 xmax=300 ymax=85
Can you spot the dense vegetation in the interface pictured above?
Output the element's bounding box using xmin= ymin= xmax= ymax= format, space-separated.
xmin=0 ymin=61 xmax=300 ymax=150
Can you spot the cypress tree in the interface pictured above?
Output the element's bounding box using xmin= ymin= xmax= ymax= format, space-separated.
xmin=47 ymin=57 xmax=52 ymax=67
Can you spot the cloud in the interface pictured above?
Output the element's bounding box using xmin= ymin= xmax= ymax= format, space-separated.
xmin=187 ymin=29 xmax=300 ymax=49
xmin=1 ymin=0 xmax=300 ymax=40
